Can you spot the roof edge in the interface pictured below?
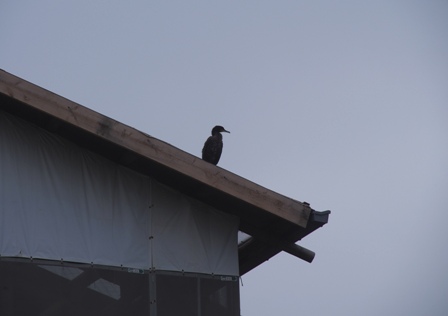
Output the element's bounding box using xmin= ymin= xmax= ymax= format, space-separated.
xmin=0 ymin=69 xmax=310 ymax=227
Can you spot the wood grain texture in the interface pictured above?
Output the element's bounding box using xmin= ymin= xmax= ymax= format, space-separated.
xmin=0 ymin=69 xmax=310 ymax=227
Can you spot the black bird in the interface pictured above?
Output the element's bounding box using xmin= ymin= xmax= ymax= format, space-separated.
xmin=202 ymin=125 xmax=230 ymax=165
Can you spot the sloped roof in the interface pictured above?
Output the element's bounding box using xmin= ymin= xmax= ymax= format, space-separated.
xmin=0 ymin=70 xmax=329 ymax=275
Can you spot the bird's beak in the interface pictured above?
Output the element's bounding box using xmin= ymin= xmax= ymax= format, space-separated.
xmin=224 ymin=129 xmax=230 ymax=133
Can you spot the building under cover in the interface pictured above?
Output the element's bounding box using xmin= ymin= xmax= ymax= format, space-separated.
xmin=0 ymin=70 xmax=330 ymax=316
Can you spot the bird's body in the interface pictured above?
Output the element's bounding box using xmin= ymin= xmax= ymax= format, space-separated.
xmin=202 ymin=125 xmax=230 ymax=165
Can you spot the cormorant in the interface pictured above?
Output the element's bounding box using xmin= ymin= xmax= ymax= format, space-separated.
xmin=202 ymin=125 xmax=230 ymax=165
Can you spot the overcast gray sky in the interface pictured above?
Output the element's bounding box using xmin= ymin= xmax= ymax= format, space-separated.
xmin=1 ymin=1 xmax=448 ymax=315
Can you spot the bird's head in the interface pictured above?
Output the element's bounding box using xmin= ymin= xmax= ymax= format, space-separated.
xmin=212 ymin=125 xmax=230 ymax=135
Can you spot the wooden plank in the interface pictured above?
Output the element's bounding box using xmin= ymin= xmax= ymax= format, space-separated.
xmin=0 ymin=70 xmax=310 ymax=227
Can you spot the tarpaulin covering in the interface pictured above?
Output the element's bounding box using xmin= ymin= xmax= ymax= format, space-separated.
xmin=0 ymin=110 xmax=239 ymax=276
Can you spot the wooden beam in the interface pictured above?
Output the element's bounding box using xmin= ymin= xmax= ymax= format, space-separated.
xmin=0 ymin=70 xmax=310 ymax=227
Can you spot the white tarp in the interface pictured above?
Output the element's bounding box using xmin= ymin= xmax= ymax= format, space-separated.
xmin=0 ymin=110 xmax=238 ymax=276
xmin=151 ymin=182 xmax=239 ymax=273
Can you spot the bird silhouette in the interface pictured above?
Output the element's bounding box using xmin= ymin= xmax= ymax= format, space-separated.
xmin=202 ymin=125 xmax=230 ymax=165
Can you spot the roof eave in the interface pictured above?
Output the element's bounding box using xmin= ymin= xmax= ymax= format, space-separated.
xmin=0 ymin=70 xmax=330 ymax=274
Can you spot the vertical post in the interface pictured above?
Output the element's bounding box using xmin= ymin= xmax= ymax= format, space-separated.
xmin=149 ymin=272 xmax=157 ymax=316
xmin=197 ymin=277 xmax=201 ymax=316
